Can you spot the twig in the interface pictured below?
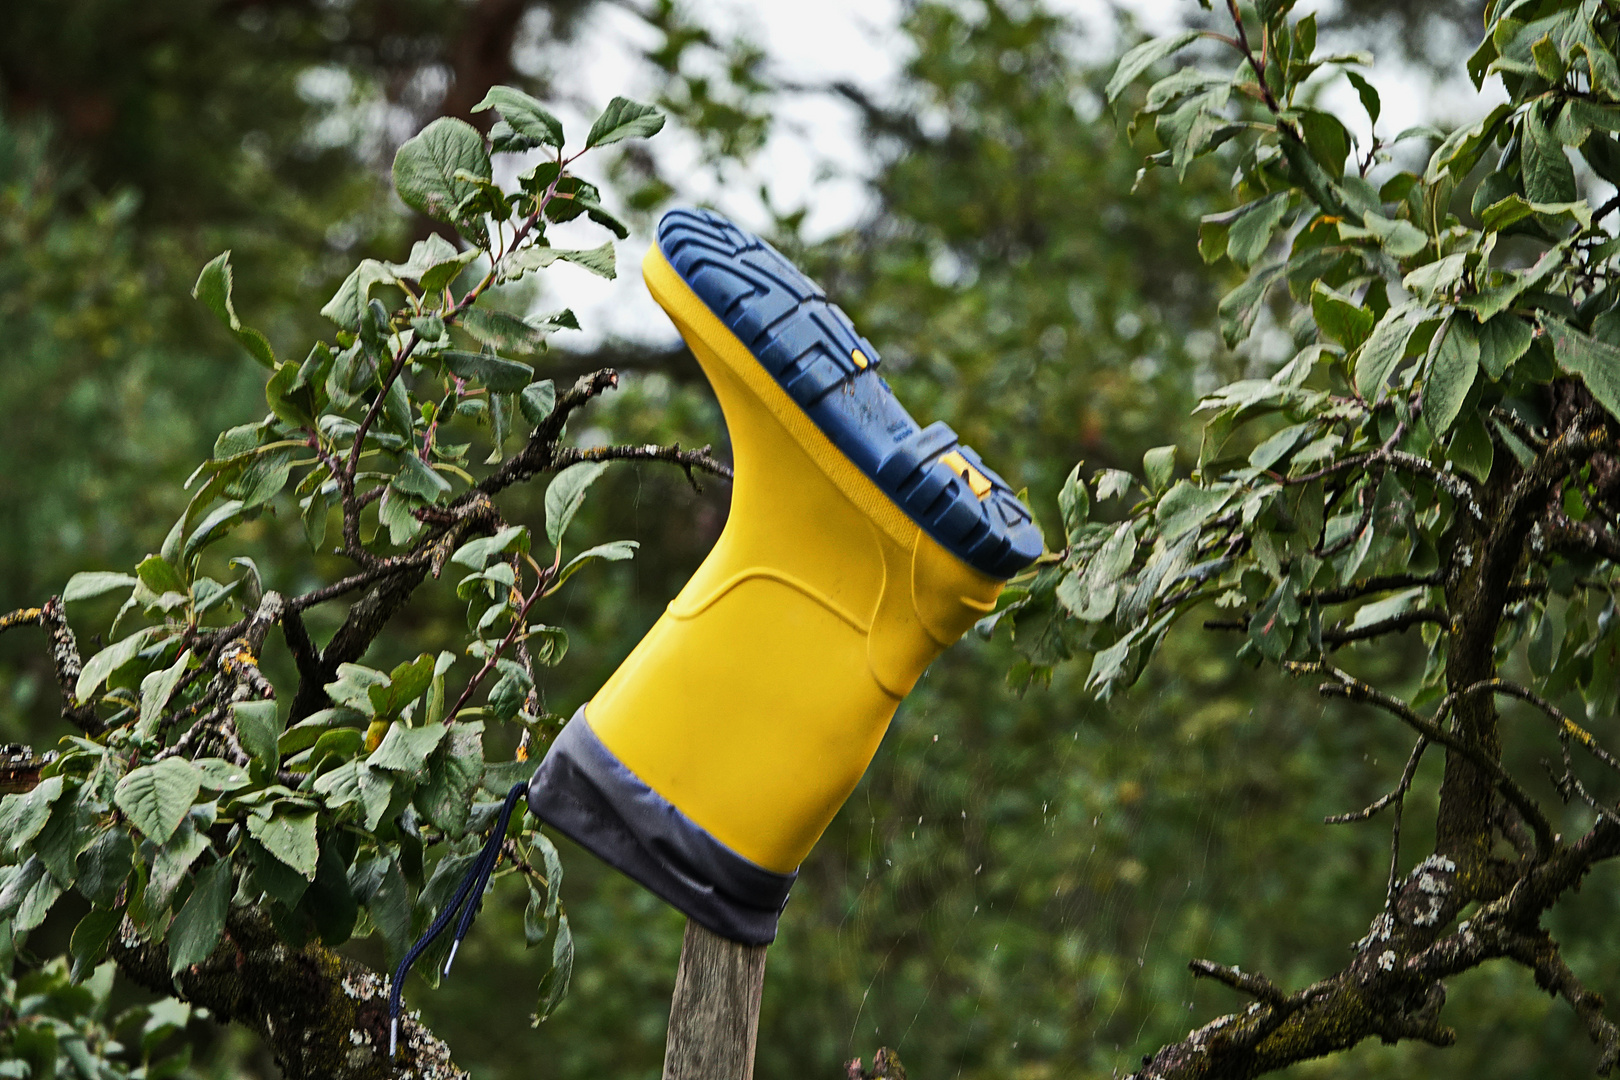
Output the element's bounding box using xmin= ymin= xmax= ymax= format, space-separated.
xmin=1463 ymin=679 xmax=1620 ymax=775
xmin=551 ymin=442 xmax=733 ymax=489
xmin=1296 ymin=662 xmax=1556 ymax=856
xmin=1323 ymin=607 xmax=1449 ymax=649
xmin=1326 ymin=736 xmax=1428 ymax=825
xmin=1306 ymin=572 xmax=1442 ymax=606
xmin=1188 ymin=958 xmax=1288 ymax=1005
xmin=444 ymin=567 xmax=556 ymax=722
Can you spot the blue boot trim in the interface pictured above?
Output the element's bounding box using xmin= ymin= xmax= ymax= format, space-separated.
xmin=656 ymin=208 xmax=1044 ymax=580
xmin=527 ymin=706 xmax=795 ymax=946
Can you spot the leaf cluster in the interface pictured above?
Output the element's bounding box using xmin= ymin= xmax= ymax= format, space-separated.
xmin=0 ymin=88 xmax=668 ymax=1037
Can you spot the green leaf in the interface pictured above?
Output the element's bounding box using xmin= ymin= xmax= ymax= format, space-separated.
xmin=1310 ymin=281 xmax=1374 ymax=350
xmin=246 ymin=810 xmax=319 ymax=880
xmin=1544 ymin=318 xmax=1620 ymax=419
xmin=520 ymin=381 xmax=557 ymax=427
xmin=1225 ymin=193 xmax=1290 ymax=268
xmin=550 ymin=243 xmax=616 ymax=279
xmin=113 ymin=759 xmax=201 ymax=844
xmin=1345 ymin=70 xmax=1380 ymax=124
xmin=473 ymin=85 xmax=565 ymax=148
xmin=1106 ymin=31 xmax=1202 ymax=102
xmin=1425 ymin=316 xmax=1480 ymax=434
xmin=0 ymin=856 xmax=63 ymax=933
xmin=320 ymin=259 xmax=396 ymax=330
xmin=35 ymin=793 xmax=97 ymax=886
xmin=1354 ymin=303 xmax=1421 ymax=400
xmin=168 ymin=858 xmax=232 ymax=975
xmin=351 ymin=855 xmax=413 ymax=963
xmin=1481 ymin=194 xmax=1592 ymax=233
xmin=1142 ymin=445 xmax=1176 ymax=491
xmin=556 ymin=540 xmax=640 ymax=589
xmin=192 ymin=757 xmax=252 ymax=792
xmin=245 ymin=835 xmax=309 ymax=906
xmin=183 ymin=499 xmax=248 ymax=562
xmin=1477 ymin=313 xmax=1534 ymax=378
xmin=585 ymin=96 xmax=666 ymax=147
xmin=501 ymin=242 xmax=617 ymax=282
xmin=193 ymin=252 xmax=276 ymax=368
xmin=313 ymin=762 xmax=394 ymax=831
xmin=136 ymin=553 xmax=186 ymax=596
xmin=1057 ymin=464 xmax=1090 ymax=544
xmin=1451 ymin=412 xmax=1496 ymax=482
xmin=459 ymin=308 xmax=554 ymax=356
xmin=137 ymin=650 xmax=192 ymax=738
xmin=69 ymin=908 xmax=121 ymax=981
xmin=417 ymin=722 xmax=485 ymax=836
xmin=1217 ymin=263 xmax=1284 ymax=348
xmin=1402 ymin=253 xmax=1468 ymax=302
xmin=235 ymin=450 xmax=294 ymax=508
xmin=63 ymin=572 xmax=138 ymax=604
xmin=533 ymin=911 xmax=574 ymax=1022
xmin=371 ymin=653 xmax=437 ymax=719
xmin=451 ymin=525 xmax=532 ymax=570
xmin=1156 ymin=482 xmax=1235 ymax=539
xmin=422 ymin=254 xmax=479 ymax=295
xmin=76 ymin=828 xmax=133 ymax=908
xmin=1524 ymin=103 xmax=1578 ymax=203
xmin=1459 ymin=244 xmax=1566 ymax=322
xmin=1297 ymin=109 xmax=1351 ymax=178
xmin=1425 ymin=103 xmax=1512 ymax=183
xmin=1340 ymin=212 xmax=1428 ymax=258
xmin=326 ymin=664 xmax=391 ymax=717
xmin=393 ymin=117 xmax=492 ymax=221
xmin=440 ymin=350 xmax=535 ymax=393
xmin=76 ymin=627 xmax=161 ymax=702
xmin=545 ymin=461 xmax=610 ymax=548
xmin=232 ymin=700 xmax=284 ymax=772
xmin=392 ymin=454 xmax=453 ymax=502
xmin=526 ymin=624 xmax=569 ymax=667
xmin=0 ymin=775 xmax=64 ymax=857
xmin=367 ymin=722 xmax=448 ymax=775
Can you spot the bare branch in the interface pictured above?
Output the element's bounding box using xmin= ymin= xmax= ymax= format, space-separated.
xmin=1306 ymin=572 xmax=1443 ymax=606
xmin=1323 ymin=607 xmax=1449 ymax=648
xmin=1501 ymin=933 xmax=1620 ymax=1075
xmin=1296 ymin=663 xmax=1556 ymax=856
xmin=1463 ymin=679 xmax=1620 ymax=775
xmin=1326 ymin=736 xmax=1428 ymax=825
xmin=1188 ymin=959 xmax=1288 ymax=1005
xmin=475 ymin=368 xmax=621 ymax=498
xmin=551 ymin=441 xmax=733 ymax=490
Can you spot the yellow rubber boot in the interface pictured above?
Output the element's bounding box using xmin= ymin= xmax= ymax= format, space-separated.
xmin=528 ymin=209 xmax=1041 ymax=943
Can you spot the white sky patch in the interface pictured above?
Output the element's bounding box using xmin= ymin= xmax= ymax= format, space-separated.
xmin=550 ymin=0 xmax=1498 ymax=345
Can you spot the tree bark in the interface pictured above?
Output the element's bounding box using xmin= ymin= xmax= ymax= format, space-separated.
xmin=662 ymin=920 xmax=768 ymax=1080
xmin=111 ymin=906 xmax=466 ymax=1080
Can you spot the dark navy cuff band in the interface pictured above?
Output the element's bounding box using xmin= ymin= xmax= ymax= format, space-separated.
xmin=526 ymin=706 xmax=796 ymax=946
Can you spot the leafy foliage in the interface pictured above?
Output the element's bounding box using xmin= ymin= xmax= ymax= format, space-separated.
xmin=992 ymin=0 xmax=1620 ymax=1074
xmin=0 ymin=89 xmax=678 ymax=1075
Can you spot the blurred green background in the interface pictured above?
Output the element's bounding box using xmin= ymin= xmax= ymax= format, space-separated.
xmin=4 ymin=0 xmax=1616 ymax=1076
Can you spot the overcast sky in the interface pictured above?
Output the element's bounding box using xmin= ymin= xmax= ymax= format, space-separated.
xmin=539 ymin=0 xmax=1500 ymax=344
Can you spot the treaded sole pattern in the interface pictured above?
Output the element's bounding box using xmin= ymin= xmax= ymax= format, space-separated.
xmin=656 ymin=208 xmax=1043 ymax=579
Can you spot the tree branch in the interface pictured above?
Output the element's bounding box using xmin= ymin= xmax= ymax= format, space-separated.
xmin=110 ymin=904 xmax=467 ymax=1080
xmin=551 ymin=441 xmax=733 ymax=489
xmin=1296 ymin=662 xmax=1555 ymax=856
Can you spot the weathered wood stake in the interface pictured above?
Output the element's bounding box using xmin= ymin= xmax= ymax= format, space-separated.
xmin=662 ymin=919 xmax=769 ymax=1080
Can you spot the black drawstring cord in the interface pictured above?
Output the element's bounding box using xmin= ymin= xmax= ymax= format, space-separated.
xmin=389 ymin=781 xmax=528 ymax=1057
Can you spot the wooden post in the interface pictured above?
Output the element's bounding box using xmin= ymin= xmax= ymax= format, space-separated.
xmin=662 ymin=919 xmax=769 ymax=1080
